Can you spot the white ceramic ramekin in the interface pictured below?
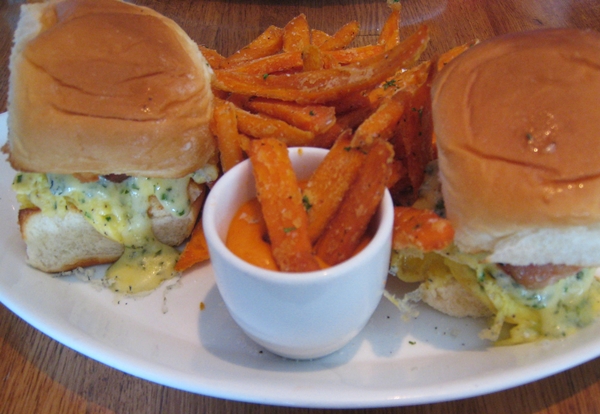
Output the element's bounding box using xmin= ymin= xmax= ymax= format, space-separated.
xmin=203 ymin=147 xmax=393 ymax=359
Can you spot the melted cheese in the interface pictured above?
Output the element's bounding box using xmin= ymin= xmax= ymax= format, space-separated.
xmin=12 ymin=166 xmax=217 ymax=294
xmin=444 ymin=251 xmax=600 ymax=344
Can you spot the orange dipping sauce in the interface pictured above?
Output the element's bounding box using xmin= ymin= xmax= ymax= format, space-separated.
xmin=226 ymin=198 xmax=373 ymax=271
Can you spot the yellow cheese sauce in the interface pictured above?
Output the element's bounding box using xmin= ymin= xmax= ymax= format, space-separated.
xmin=13 ymin=167 xmax=217 ymax=294
xmin=105 ymin=241 xmax=180 ymax=294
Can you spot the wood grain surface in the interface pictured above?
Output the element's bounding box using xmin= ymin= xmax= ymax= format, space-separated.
xmin=1 ymin=1 xmax=600 ymax=413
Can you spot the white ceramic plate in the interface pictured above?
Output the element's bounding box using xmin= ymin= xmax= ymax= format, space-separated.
xmin=1 ymin=111 xmax=599 ymax=409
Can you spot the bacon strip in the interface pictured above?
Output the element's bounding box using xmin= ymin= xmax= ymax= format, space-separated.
xmin=499 ymin=264 xmax=582 ymax=290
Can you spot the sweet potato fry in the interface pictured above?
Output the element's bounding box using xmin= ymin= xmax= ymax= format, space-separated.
xmin=234 ymin=106 xmax=315 ymax=146
xmin=435 ymin=42 xmax=475 ymax=71
xmin=311 ymin=122 xmax=345 ymax=148
xmin=330 ymin=90 xmax=371 ymax=115
xmin=328 ymin=44 xmax=385 ymax=65
xmin=337 ymin=104 xmax=375 ymax=129
xmin=315 ymin=140 xmax=393 ymax=265
xmin=311 ymin=103 xmax=373 ymax=148
xmin=378 ymin=7 xmax=401 ymax=50
xmin=245 ymin=98 xmax=336 ymax=134
xmin=393 ymin=75 xmax=434 ymax=205
xmin=303 ymin=130 xmax=367 ymax=243
xmin=368 ymin=60 xmax=432 ymax=105
xmin=212 ymin=25 xmax=430 ymax=104
xmin=199 ymin=45 xmax=225 ymax=69
xmin=302 ymin=44 xmax=325 ymax=71
xmin=319 ymin=20 xmax=360 ymax=51
xmin=283 ymin=14 xmax=311 ymax=52
xmin=351 ymin=90 xmax=407 ymax=147
xmin=211 ymin=100 xmax=245 ymax=172
xmin=304 ymin=46 xmax=340 ymax=70
xmin=238 ymin=133 xmax=252 ymax=153
xmin=225 ymin=93 xmax=251 ymax=109
xmin=392 ymin=207 xmax=454 ymax=252
xmin=219 ymin=26 xmax=284 ymax=69
xmin=227 ymin=51 xmax=304 ymax=75
xmin=387 ymin=159 xmax=408 ymax=189
xmin=248 ymin=139 xmax=320 ymax=272
xmin=311 ymin=29 xmax=333 ymax=47
xmin=175 ymin=220 xmax=210 ymax=271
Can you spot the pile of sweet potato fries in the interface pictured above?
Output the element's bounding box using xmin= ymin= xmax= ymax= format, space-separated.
xmin=175 ymin=3 xmax=471 ymax=272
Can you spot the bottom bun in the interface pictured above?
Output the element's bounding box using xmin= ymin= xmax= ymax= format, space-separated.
xmin=19 ymin=208 xmax=124 ymax=272
xmin=419 ymin=273 xmax=492 ymax=318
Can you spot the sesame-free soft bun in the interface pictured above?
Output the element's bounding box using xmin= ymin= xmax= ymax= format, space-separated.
xmin=431 ymin=28 xmax=600 ymax=266
xmin=7 ymin=0 xmax=215 ymax=178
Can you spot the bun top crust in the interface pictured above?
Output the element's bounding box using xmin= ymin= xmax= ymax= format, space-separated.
xmin=7 ymin=0 xmax=215 ymax=178
xmin=431 ymin=29 xmax=600 ymax=265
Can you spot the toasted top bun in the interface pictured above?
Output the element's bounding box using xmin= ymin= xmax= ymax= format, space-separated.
xmin=431 ymin=28 xmax=600 ymax=266
xmin=7 ymin=0 xmax=215 ymax=178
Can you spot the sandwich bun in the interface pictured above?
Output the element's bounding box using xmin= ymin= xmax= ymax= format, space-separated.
xmin=7 ymin=0 xmax=215 ymax=178
xmin=431 ymin=28 xmax=600 ymax=266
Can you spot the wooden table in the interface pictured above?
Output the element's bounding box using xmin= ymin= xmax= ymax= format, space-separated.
xmin=2 ymin=1 xmax=600 ymax=412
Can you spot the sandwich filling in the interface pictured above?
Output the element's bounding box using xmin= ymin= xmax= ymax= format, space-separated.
xmin=13 ymin=166 xmax=217 ymax=293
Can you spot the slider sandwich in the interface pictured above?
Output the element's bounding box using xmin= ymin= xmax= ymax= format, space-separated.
xmin=390 ymin=28 xmax=600 ymax=344
xmin=2 ymin=0 xmax=217 ymax=293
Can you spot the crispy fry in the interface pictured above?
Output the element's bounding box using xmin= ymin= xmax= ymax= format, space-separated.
xmin=319 ymin=20 xmax=360 ymax=51
xmin=311 ymin=103 xmax=374 ymax=148
xmin=330 ymin=90 xmax=371 ymax=115
xmin=283 ymin=14 xmax=311 ymax=52
xmin=226 ymin=51 xmax=304 ymax=75
xmin=225 ymin=93 xmax=251 ymax=109
xmin=246 ymin=98 xmax=336 ymax=134
xmin=199 ymin=45 xmax=225 ymax=69
xmin=302 ymin=44 xmax=325 ymax=71
xmin=387 ymin=0 xmax=402 ymax=11
xmin=337 ymin=104 xmax=374 ymax=129
xmin=351 ymin=91 xmax=407 ymax=147
xmin=311 ymin=29 xmax=333 ymax=47
xmin=303 ymin=130 xmax=367 ymax=242
xmin=211 ymin=100 xmax=245 ymax=172
xmin=234 ymin=106 xmax=315 ymax=146
xmin=321 ymin=52 xmax=340 ymax=69
xmin=387 ymin=159 xmax=408 ymax=189
xmin=392 ymin=207 xmax=454 ymax=252
xmin=306 ymin=47 xmax=340 ymax=70
xmin=368 ymin=60 xmax=432 ymax=105
xmin=315 ymin=140 xmax=393 ymax=265
xmin=394 ymin=74 xmax=434 ymax=205
xmin=248 ymin=139 xmax=320 ymax=272
xmin=212 ymin=25 xmax=430 ymax=104
xmin=219 ymin=26 xmax=284 ymax=69
xmin=378 ymin=8 xmax=401 ymax=50
xmin=435 ymin=42 xmax=475 ymax=71
xmin=175 ymin=220 xmax=210 ymax=271
xmin=328 ymin=44 xmax=385 ymax=65
xmin=312 ymin=122 xmax=345 ymax=148
xmin=238 ymin=133 xmax=252 ymax=153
